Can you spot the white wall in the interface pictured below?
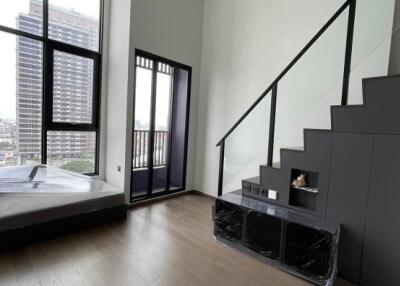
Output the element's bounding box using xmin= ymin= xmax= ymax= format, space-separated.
xmin=102 ymin=0 xmax=204 ymax=200
xmin=103 ymin=0 xmax=136 ymax=202
xmin=195 ymin=0 xmax=395 ymax=197
xmin=132 ymin=0 xmax=204 ymax=190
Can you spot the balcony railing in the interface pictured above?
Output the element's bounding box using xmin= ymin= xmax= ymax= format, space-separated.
xmin=133 ymin=130 xmax=168 ymax=169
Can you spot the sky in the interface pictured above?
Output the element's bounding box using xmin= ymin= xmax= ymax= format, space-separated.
xmin=0 ymin=0 xmax=100 ymax=121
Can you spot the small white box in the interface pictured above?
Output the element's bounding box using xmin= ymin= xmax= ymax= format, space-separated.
xmin=268 ymin=190 xmax=278 ymax=200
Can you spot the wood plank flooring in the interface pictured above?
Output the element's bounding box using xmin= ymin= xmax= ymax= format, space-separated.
xmin=0 ymin=194 xmax=355 ymax=286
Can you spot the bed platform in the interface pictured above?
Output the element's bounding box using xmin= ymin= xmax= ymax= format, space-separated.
xmin=0 ymin=165 xmax=127 ymax=252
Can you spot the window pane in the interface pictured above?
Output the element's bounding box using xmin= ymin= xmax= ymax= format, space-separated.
xmin=134 ymin=59 xmax=153 ymax=131
xmin=154 ymin=63 xmax=172 ymax=132
xmin=132 ymin=62 xmax=152 ymax=170
xmin=152 ymin=63 xmax=173 ymax=194
xmin=0 ymin=0 xmax=43 ymax=36
xmin=47 ymin=131 xmax=96 ymax=174
xmin=132 ymin=56 xmax=153 ymax=197
xmin=49 ymin=0 xmax=100 ymax=51
xmin=0 ymin=32 xmax=43 ymax=167
xmin=53 ymin=50 xmax=94 ymax=124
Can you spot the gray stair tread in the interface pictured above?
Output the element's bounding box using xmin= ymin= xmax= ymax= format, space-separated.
xmin=281 ymin=147 xmax=304 ymax=153
xmin=282 ymin=146 xmax=304 ymax=151
xmin=260 ymin=162 xmax=281 ymax=169
xmin=242 ymin=176 xmax=260 ymax=185
xmin=331 ymin=104 xmax=364 ymax=110
xmin=304 ymin=128 xmax=332 ymax=133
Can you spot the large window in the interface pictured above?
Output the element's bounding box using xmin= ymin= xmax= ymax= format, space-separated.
xmin=0 ymin=0 xmax=102 ymax=174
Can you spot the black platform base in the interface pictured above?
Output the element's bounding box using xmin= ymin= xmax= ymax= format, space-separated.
xmin=0 ymin=205 xmax=128 ymax=253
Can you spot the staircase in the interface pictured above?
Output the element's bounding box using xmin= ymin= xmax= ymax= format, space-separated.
xmin=215 ymin=0 xmax=400 ymax=285
xmin=238 ymin=74 xmax=400 ymax=286
xmin=246 ymin=128 xmax=333 ymax=218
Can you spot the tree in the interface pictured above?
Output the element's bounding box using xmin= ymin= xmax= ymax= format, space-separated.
xmin=61 ymin=160 xmax=93 ymax=174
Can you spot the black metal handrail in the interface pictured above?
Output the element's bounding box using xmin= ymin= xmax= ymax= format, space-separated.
xmin=133 ymin=130 xmax=168 ymax=169
xmin=216 ymin=0 xmax=356 ymax=196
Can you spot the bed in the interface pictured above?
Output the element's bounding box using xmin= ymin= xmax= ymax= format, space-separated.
xmin=0 ymin=165 xmax=127 ymax=252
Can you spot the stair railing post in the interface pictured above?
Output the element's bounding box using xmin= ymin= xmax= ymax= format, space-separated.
xmin=217 ymin=140 xmax=225 ymax=196
xmin=267 ymin=83 xmax=278 ymax=167
xmin=341 ymin=0 xmax=356 ymax=106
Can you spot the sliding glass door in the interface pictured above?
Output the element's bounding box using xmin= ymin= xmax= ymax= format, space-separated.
xmin=131 ymin=51 xmax=191 ymax=201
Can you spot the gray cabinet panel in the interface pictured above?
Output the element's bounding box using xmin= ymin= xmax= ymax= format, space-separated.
xmin=361 ymin=134 xmax=400 ymax=286
xmin=327 ymin=132 xmax=373 ymax=284
xmin=332 ymin=76 xmax=400 ymax=134
xmin=331 ymin=106 xmax=362 ymax=132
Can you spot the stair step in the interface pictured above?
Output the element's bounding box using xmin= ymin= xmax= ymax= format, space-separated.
xmin=331 ymin=104 xmax=364 ymax=109
xmin=242 ymin=176 xmax=260 ymax=185
xmin=280 ymin=148 xmax=304 ymax=154
xmin=261 ymin=162 xmax=282 ymax=169
xmin=331 ymin=105 xmax=363 ymax=132
xmin=259 ymin=166 xmax=287 ymax=204
xmin=281 ymin=146 xmax=304 ymax=152
xmin=333 ymin=76 xmax=400 ymax=134
xmin=303 ymin=129 xmax=332 ymax=152
xmin=363 ymin=75 xmax=400 ymax=107
xmin=242 ymin=176 xmax=262 ymax=197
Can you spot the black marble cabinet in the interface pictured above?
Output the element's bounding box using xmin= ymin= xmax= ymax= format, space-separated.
xmin=213 ymin=192 xmax=340 ymax=286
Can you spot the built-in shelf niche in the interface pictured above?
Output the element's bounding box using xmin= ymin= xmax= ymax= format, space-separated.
xmin=289 ymin=169 xmax=319 ymax=211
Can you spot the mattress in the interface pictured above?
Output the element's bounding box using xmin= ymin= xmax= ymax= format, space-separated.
xmin=0 ymin=165 xmax=126 ymax=231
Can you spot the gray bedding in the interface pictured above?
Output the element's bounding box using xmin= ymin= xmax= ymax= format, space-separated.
xmin=0 ymin=165 xmax=125 ymax=231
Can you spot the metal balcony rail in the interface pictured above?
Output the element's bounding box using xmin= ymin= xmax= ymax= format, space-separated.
xmin=133 ymin=130 xmax=168 ymax=169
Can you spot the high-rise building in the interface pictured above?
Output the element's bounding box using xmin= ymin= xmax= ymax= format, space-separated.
xmin=16 ymin=0 xmax=97 ymax=168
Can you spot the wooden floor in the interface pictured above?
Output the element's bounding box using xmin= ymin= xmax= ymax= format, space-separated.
xmin=0 ymin=194 xmax=355 ymax=286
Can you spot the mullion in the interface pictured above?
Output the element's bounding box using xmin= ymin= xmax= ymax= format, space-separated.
xmin=48 ymin=39 xmax=100 ymax=59
xmin=165 ymin=67 xmax=175 ymax=193
xmin=43 ymin=0 xmax=48 ymax=38
xmin=98 ymin=0 xmax=105 ymax=54
xmin=147 ymin=60 xmax=158 ymax=196
xmin=94 ymin=0 xmax=104 ymax=175
xmin=0 ymin=25 xmax=43 ymax=41
xmin=41 ymin=0 xmax=49 ymax=164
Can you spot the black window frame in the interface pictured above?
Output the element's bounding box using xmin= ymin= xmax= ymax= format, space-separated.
xmin=0 ymin=0 xmax=104 ymax=175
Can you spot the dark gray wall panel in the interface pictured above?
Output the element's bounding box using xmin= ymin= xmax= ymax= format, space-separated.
xmin=260 ymin=166 xmax=290 ymax=207
xmin=389 ymin=0 xmax=400 ymax=75
xmin=327 ymin=132 xmax=373 ymax=284
xmin=361 ymin=134 xmax=400 ymax=286
xmin=170 ymin=68 xmax=189 ymax=187
xmin=360 ymin=77 xmax=400 ymax=134
xmin=333 ymin=76 xmax=400 ymax=134
xmin=261 ymin=130 xmax=332 ymax=217
xmin=283 ymin=131 xmax=333 ymax=217
xmin=331 ymin=106 xmax=363 ymax=132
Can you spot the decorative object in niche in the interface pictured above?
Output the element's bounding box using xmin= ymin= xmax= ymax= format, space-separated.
xmin=292 ymin=174 xmax=307 ymax=188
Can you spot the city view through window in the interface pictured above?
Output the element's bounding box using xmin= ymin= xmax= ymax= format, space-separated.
xmin=0 ymin=0 xmax=100 ymax=174
xmin=133 ymin=58 xmax=172 ymax=169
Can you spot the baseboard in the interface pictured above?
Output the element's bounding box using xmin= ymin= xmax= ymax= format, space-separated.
xmin=191 ymin=190 xmax=216 ymax=200
xmin=129 ymin=189 xmax=194 ymax=207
